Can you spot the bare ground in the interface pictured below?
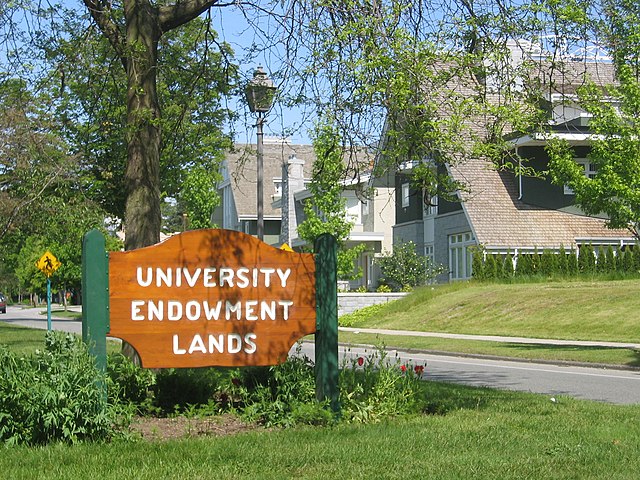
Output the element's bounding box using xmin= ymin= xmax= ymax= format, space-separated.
xmin=129 ymin=414 xmax=260 ymax=442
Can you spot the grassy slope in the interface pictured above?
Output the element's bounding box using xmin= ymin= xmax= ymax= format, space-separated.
xmin=350 ymin=279 xmax=640 ymax=342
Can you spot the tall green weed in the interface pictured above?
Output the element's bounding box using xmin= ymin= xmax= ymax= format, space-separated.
xmin=0 ymin=332 xmax=127 ymax=446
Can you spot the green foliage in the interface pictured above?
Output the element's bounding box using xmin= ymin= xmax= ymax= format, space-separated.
xmin=579 ymin=244 xmax=596 ymax=273
xmin=340 ymin=346 xmax=425 ymax=423
xmin=503 ymin=253 xmax=514 ymax=277
xmin=230 ymin=350 xmax=321 ymax=427
xmin=471 ymin=246 xmax=485 ymax=279
xmin=339 ymin=303 xmax=387 ymax=327
xmin=154 ymin=367 xmax=225 ymax=414
xmin=179 ymin=165 xmax=220 ymax=230
xmin=474 ymin=243 xmax=640 ymax=282
xmin=0 ymin=332 xmax=125 ymax=446
xmin=106 ymin=353 xmax=155 ymax=408
xmin=376 ymin=241 xmax=443 ymax=291
xmin=567 ymin=248 xmax=579 ymax=275
xmin=539 ymin=249 xmax=557 ymax=277
xmin=337 ymin=244 xmax=367 ymax=281
xmin=297 ymin=119 xmax=352 ymax=245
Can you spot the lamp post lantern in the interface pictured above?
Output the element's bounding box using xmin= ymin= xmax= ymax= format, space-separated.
xmin=245 ymin=66 xmax=276 ymax=241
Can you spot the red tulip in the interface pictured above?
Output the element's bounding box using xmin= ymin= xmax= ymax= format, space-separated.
xmin=357 ymin=357 xmax=364 ymax=366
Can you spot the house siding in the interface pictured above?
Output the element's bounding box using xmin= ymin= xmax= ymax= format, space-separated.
xmin=395 ymin=174 xmax=423 ymax=224
xmin=393 ymin=220 xmax=424 ymax=251
xmin=519 ymin=145 xmax=591 ymax=210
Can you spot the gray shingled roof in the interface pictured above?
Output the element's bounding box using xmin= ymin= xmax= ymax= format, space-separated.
xmin=450 ymin=157 xmax=631 ymax=249
xmin=444 ymin=59 xmax=631 ymax=248
xmin=224 ymin=142 xmax=315 ymax=217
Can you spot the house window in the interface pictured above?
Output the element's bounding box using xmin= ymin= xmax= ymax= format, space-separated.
xmin=449 ymin=232 xmax=475 ymax=280
xmin=564 ymin=158 xmax=597 ymax=195
xmin=424 ymin=195 xmax=438 ymax=217
xmin=424 ymin=244 xmax=435 ymax=265
xmin=401 ymin=183 xmax=410 ymax=207
xmin=362 ymin=198 xmax=370 ymax=216
xmin=273 ymin=179 xmax=283 ymax=197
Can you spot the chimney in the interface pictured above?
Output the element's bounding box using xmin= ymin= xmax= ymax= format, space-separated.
xmin=279 ymin=154 xmax=306 ymax=245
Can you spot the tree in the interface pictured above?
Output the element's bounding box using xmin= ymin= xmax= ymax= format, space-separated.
xmin=76 ymin=1 xmax=232 ymax=249
xmin=541 ymin=1 xmax=640 ymax=240
xmin=296 ymin=118 xmax=366 ymax=280
xmin=43 ymin=15 xmax=234 ymax=231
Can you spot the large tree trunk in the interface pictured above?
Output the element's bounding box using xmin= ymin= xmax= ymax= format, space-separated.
xmin=123 ymin=1 xmax=161 ymax=251
xmin=83 ymin=0 xmax=221 ymax=363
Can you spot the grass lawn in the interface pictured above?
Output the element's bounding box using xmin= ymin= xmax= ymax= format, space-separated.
xmin=0 ymin=322 xmax=120 ymax=355
xmin=1 ymin=383 xmax=639 ymax=479
xmin=344 ymin=279 xmax=640 ymax=343
xmin=339 ymin=331 xmax=640 ymax=367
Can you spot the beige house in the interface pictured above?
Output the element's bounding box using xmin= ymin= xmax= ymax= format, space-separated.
xmin=213 ymin=138 xmax=396 ymax=290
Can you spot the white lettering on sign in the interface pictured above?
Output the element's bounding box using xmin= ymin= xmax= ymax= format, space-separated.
xmin=131 ymin=299 xmax=293 ymax=321
xmin=172 ymin=333 xmax=258 ymax=355
xmin=135 ymin=267 xmax=292 ymax=289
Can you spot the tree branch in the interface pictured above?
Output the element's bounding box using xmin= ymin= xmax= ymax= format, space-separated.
xmin=158 ymin=0 xmax=221 ymax=33
xmin=82 ymin=0 xmax=125 ymax=61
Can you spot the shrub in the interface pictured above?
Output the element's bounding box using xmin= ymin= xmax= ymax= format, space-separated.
xmin=376 ymin=242 xmax=443 ymax=291
xmin=579 ymin=244 xmax=596 ymax=273
xmin=539 ymin=249 xmax=557 ymax=277
xmin=0 ymin=332 xmax=126 ymax=446
xmin=567 ymin=248 xmax=579 ymax=275
xmin=339 ymin=303 xmax=386 ymax=327
xmin=557 ymin=244 xmax=569 ymax=273
xmin=484 ymin=254 xmax=498 ymax=279
xmin=154 ymin=367 xmax=224 ymax=413
xmin=107 ymin=352 xmax=155 ymax=407
xmin=503 ymin=253 xmax=514 ymax=278
xmin=231 ymin=349 xmax=321 ymax=427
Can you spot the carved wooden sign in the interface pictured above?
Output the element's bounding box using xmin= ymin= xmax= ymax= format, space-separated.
xmin=108 ymin=229 xmax=316 ymax=368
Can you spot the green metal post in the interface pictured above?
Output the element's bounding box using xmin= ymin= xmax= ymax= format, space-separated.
xmin=46 ymin=277 xmax=52 ymax=331
xmin=82 ymin=229 xmax=109 ymax=375
xmin=314 ymin=233 xmax=340 ymax=413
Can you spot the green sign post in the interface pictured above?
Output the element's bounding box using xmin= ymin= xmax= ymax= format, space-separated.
xmin=81 ymin=229 xmax=109 ymax=375
xmin=314 ymin=233 xmax=340 ymax=413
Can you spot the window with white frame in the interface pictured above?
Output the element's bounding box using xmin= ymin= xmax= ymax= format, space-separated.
xmin=424 ymin=195 xmax=438 ymax=217
xmin=401 ymin=182 xmax=410 ymax=207
xmin=564 ymin=158 xmax=597 ymax=195
xmin=424 ymin=244 xmax=435 ymax=265
xmin=449 ymin=232 xmax=475 ymax=280
xmin=273 ymin=179 xmax=283 ymax=197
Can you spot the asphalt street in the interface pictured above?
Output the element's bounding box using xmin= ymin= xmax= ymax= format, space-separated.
xmin=2 ymin=305 xmax=639 ymax=405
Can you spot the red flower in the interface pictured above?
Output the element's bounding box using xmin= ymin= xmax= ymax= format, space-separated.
xmin=357 ymin=357 xmax=364 ymax=366
xmin=414 ymin=365 xmax=425 ymax=376
xmin=400 ymin=365 xmax=407 ymax=373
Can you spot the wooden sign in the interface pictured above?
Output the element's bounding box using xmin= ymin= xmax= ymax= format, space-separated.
xmin=108 ymin=229 xmax=316 ymax=368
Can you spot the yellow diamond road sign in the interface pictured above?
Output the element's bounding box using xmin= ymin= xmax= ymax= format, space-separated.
xmin=36 ymin=251 xmax=61 ymax=277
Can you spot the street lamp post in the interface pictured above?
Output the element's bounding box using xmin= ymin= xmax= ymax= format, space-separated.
xmin=245 ymin=66 xmax=276 ymax=241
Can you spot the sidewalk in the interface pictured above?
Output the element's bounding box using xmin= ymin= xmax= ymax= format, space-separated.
xmin=339 ymin=327 xmax=640 ymax=350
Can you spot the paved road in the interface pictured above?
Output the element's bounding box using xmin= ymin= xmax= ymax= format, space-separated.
xmin=1 ymin=305 xmax=82 ymax=334
xmin=296 ymin=343 xmax=640 ymax=405
xmin=3 ymin=305 xmax=639 ymax=405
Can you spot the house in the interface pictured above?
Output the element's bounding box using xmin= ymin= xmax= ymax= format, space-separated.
xmin=213 ymin=138 xmax=396 ymax=290
xmin=390 ymin=46 xmax=634 ymax=282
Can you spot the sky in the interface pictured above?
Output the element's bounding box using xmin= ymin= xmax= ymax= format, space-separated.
xmin=210 ymin=4 xmax=314 ymax=145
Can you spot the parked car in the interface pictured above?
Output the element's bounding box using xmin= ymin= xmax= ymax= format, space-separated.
xmin=0 ymin=293 xmax=6 ymax=314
